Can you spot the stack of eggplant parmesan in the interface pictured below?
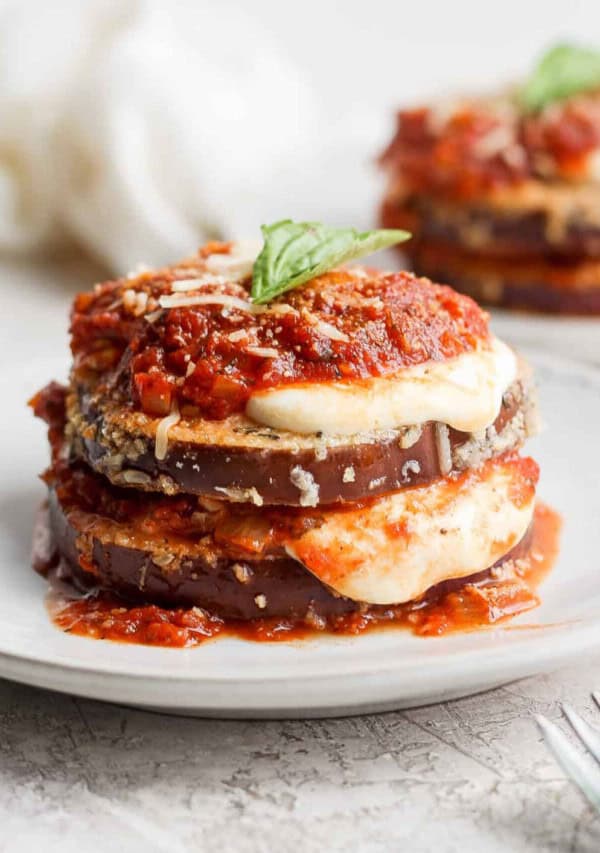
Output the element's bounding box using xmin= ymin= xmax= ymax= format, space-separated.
xmin=32 ymin=233 xmax=545 ymax=635
xmin=380 ymin=45 xmax=600 ymax=314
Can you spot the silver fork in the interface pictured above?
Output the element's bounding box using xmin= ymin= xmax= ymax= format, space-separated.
xmin=536 ymin=693 xmax=600 ymax=811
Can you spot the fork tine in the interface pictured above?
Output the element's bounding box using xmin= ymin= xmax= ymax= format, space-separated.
xmin=562 ymin=704 xmax=600 ymax=765
xmin=535 ymin=714 xmax=600 ymax=811
xmin=592 ymin=691 xmax=600 ymax=712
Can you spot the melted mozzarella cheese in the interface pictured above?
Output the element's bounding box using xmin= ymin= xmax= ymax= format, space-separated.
xmin=284 ymin=458 xmax=535 ymax=604
xmin=246 ymin=336 xmax=516 ymax=435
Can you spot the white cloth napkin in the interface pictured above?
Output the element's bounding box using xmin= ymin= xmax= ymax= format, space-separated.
xmin=0 ymin=0 xmax=329 ymax=273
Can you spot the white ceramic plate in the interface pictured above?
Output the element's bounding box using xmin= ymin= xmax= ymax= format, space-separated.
xmin=1 ymin=350 xmax=599 ymax=719
xmin=490 ymin=310 xmax=599 ymax=368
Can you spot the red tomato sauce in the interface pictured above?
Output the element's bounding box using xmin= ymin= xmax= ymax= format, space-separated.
xmin=381 ymin=106 xmax=529 ymax=200
xmin=47 ymin=503 xmax=560 ymax=648
xmin=381 ymin=94 xmax=600 ymax=200
xmin=70 ymin=262 xmax=490 ymax=421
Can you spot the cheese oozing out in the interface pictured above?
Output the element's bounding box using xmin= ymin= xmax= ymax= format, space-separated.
xmin=284 ymin=457 xmax=535 ymax=605
xmin=246 ymin=336 xmax=517 ymax=436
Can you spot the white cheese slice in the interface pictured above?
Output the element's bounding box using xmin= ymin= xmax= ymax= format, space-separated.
xmin=285 ymin=458 xmax=534 ymax=604
xmin=246 ymin=336 xmax=516 ymax=435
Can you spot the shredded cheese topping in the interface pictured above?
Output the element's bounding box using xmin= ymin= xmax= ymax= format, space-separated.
xmin=123 ymin=288 xmax=150 ymax=317
xmin=214 ymin=486 xmax=264 ymax=506
xmin=158 ymin=293 xmax=265 ymax=313
xmin=245 ymin=346 xmax=279 ymax=358
xmin=313 ymin=319 xmax=350 ymax=343
xmin=435 ymin=422 xmax=452 ymax=475
xmin=204 ymin=241 xmax=262 ymax=280
xmin=265 ymin=303 xmax=299 ymax=316
xmin=300 ymin=309 xmax=350 ymax=343
xmin=290 ymin=465 xmax=320 ymax=507
xmin=154 ymin=402 xmax=181 ymax=461
xmin=144 ymin=308 xmax=163 ymax=323
xmin=171 ymin=275 xmax=228 ymax=292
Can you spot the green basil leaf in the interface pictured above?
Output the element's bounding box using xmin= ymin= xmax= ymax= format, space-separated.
xmin=251 ymin=220 xmax=410 ymax=304
xmin=521 ymin=43 xmax=600 ymax=113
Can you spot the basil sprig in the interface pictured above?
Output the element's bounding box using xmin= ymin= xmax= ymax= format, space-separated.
xmin=250 ymin=220 xmax=410 ymax=304
xmin=521 ymin=43 xmax=600 ymax=113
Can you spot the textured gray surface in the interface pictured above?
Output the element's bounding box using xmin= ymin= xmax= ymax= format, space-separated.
xmin=1 ymin=664 xmax=600 ymax=853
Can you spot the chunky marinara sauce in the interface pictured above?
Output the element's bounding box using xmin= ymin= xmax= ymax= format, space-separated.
xmin=70 ymin=255 xmax=489 ymax=421
xmin=380 ymin=93 xmax=600 ymax=200
xmin=47 ymin=503 xmax=561 ymax=647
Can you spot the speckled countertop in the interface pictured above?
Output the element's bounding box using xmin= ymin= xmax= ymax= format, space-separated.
xmin=1 ymin=665 xmax=600 ymax=853
xmin=2 ymin=257 xmax=600 ymax=852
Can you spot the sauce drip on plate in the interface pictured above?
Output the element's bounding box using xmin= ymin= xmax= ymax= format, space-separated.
xmin=46 ymin=503 xmax=560 ymax=648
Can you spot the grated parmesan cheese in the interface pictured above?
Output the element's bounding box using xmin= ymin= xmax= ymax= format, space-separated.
xmin=233 ymin=563 xmax=253 ymax=584
xmin=203 ymin=240 xmax=262 ymax=280
xmin=314 ymin=319 xmax=350 ymax=343
xmin=401 ymin=459 xmax=421 ymax=481
xmin=121 ymin=469 xmax=152 ymax=486
xmin=158 ymin=293 xmax=266 ymax=313
xmin=266 ymin=303 xmax=299 ymax=316
xmin=435 ymin=422 xmax=452 ymax=475
xmin=153 ymin=552 xmax=175 ymax=568
xmin=171 ymin=274 xmax=228 ymax=292
xmin=301 ymin=308 xmax=350 ymax=342
xmin=290 ymin=466 xmax=320 ymax=507
xmin=123 ymin=288 xmax=149 ymax=317
xmin=214 ymin=486 xmax=264 ymax=506
xmin=245 ymin=346 xmax=279 ymax=358
xmin=155 ymin=402 xmax=181 ymax=461
xmin=228 ymin=329 xmax=249 ymax=342
xmin=399 ymin=424 xmax=423 ymax=449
